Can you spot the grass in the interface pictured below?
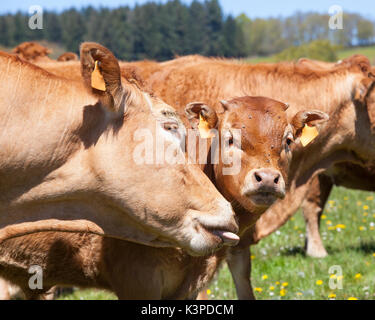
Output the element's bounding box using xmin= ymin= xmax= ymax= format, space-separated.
xmin=58 ymin=187 xmax=375 ymax=300
xmin=245 ymin=45 xmax=375 ymax=64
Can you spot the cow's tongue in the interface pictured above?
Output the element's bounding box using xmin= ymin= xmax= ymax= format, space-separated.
xmin=213 ymin=231 xmax=240 ymax=246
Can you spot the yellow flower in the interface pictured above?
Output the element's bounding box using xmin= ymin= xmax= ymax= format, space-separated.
xmin=275 ymin=281 xmax=280 ymax=285
xmin=335 ymin=224 xmax=346 ymax=229
xmin=262 ymin=275 xmax=268 ymax=280
xmin=328 ymin=226 xmax=336 ymax=231
xmin=296 ymin=292 xmax=303 ymax=296
xmin=206 ymin=289 xmax=212 ymax=295
xmin=251 ymin=255 xmax=255 ymax=260
xmin=363 ymin=212 xmax=369 ymax=217
xmin=254 ymin=287 xmax=263 ymax=293
xmin=373 ymin=253 xmax=375 ymax=257
xmin=337 ymin=275 xmax=344 ymax=281
xmin=326 ymin=220 xmax=332 ymax=225
xmin=328 ymin=293 xmax=336 ymax=299
xmin=282 ymin=282 xmax=289 ymax=287
xmin=280 ymin=289 xmax=286 ymax=297
xmin=330 ymin=274 xmax=337 ymax=279
xmin=348 ymin=297 xmax=358 ymax=300
xmin=316 ymin=280 xmax=323 ymax=286
xmin=359 ymin=226 xmax=366 ymax=231
xmin=321 ymin=215 xmax=327 ymax=220
xmin=294 ymin=226 xmax=299 ymax=230
xmin=363 ymin=205 xmax=369 ymax=210
xmin=366 ymin=196 xmax=374 ymax=201
xmin=357 ymin=201 xmax=362 ymax=206
xmin=269 ymin=286 xmax=275 ymax=291
xmin=354 ymin=273 xmax=362 ymax=279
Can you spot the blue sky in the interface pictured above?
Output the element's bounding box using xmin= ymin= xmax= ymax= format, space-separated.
xmin=0 ymin=0 xmax=374 ymax=19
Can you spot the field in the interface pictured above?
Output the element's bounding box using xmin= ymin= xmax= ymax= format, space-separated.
xmin=58 ymin=186 xmax=375 ymax=300
xmin=246 ymin=45 xmax=375 ymax=64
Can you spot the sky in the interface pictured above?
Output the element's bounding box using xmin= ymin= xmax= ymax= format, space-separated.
xmin=0 ymin=0 xmax=374 ymax=19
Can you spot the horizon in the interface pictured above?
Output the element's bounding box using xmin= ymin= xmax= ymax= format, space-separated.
xmin=0 ymin=0 xmax=374 ymax=20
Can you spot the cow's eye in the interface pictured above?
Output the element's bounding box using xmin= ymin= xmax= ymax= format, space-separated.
xmin=163 ymin=122 xmax=179 ymax=132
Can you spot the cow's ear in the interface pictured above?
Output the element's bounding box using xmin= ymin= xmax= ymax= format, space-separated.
xmin=354 ymin=78 xmax=374 ymax=103
xmin=291 ymin=110 xmax=329 ymax=147
xmin=185 ymin=102 xmax=218 ymax=138
xmin=80 ymin=42 xmax=125 ymax=113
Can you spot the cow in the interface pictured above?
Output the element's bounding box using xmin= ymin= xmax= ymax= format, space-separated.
xmin=0 ymin=42 xmax=243 ymax=269
xmin=0 ymin=93 xmax=327 ymax=299
xmin=134 ymin=54 xmax=374 ymax=299
xmin=57 ymin=52 xmax=79 ymax=62
xmin=12 ymin=42 xmax=53 ymax=63
xmin=298 ymin=66 xmax=375 ymax=258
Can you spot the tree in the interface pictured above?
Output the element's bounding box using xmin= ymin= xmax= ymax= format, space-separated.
xmin=357 ymin=19 xmax=375 ymax=45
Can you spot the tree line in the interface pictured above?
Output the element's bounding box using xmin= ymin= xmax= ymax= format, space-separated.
xmin=0 ymin=0 xmax=374 ymax=61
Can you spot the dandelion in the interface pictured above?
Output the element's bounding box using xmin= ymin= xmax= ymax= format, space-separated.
xmin=373 ymin=253 xmax=375 ymax=258
xmin=262 ymin=275 xmax=268 ymax=280
xmin=348 ymin=297 xmax=358 ymax=300
xmin=280 ymin=289 xmax=286 ymax=297
xmin=321 ymin=215 xmax=327 ymax=220
xmin=363 ymin=212 xmax=369 ymax=217
xmin=366 ymin=196 xmax=374 ymax=201
xmin=275 ymin=281 xmax=280 ymax=285
xmin=326 ymin=220 xmax=332 ymax=225
xmin=251 ymin=255 xmax=255 ymax=260
xmin=206 ymin=289 xmax=212 ymax=295
xmin=316 ymin=280 xmax=323 ymax=286
xmin=357 ymin=201 xmax=362 ymax=206
xmin=269 ymin=286 xmax=275 ymax=291
xmin=328 ymin=293 xmax=336 ymax=299
xmin=337 ymin=275 xmax=344 ymax=281
xmin=363 ymin=205 xmax=370 ymax=211
xmin=330 ymin=274 xmax=337 ymax=279
xmin=254 ymin=287 xmax=263 ymax=293
xmin=328 ymin=226 xmax=336 ymax=231
xmin=335 ymin=224 xmax=346 ymax=229
xmin=354 ymin=273 xmax=362 ymax=279
xmin=359 ymin=226 xmax=366 ymax=231
xmin=296 ymin=292 xmax=303 ymax=296
xmin=282 ymin=282 xmax=289 ymax=287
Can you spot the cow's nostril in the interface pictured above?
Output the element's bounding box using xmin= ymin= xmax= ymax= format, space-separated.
xmin=255 ymin=173 xmax=262 ymax=182
xmin=274 ymin=176 xmax=280 ymax=184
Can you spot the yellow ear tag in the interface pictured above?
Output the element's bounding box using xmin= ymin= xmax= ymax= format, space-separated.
xmin=91 ymin=61 xmax=106 ymax=92
xmin=198 ymin=114 xmax=215 ymax=139
xmin=300 ymin=124 xmax=319 ymax=147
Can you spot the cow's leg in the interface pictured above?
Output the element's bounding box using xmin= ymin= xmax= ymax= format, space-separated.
xmin=227 ymin=245 xmax=255 ymax=300
xmin=0 ymin=278 xmax=11 ymax=300
xmin=302 ymin=174 xmax=333 ymax=258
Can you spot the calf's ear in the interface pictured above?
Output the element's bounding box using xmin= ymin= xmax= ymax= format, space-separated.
xmin=80 ymin=42 xmax=125 ymax=113
xmin=185 ymin=102 xmax=218 ymax=138
xmin=291 ymin=110 xmax=329 ymax=147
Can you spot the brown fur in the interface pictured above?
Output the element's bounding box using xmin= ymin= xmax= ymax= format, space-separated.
xmin=12 ymin=42 xmax=53 ymax=63
xmin=0 ymin=95 xmax=317 ymax=300
xmin=0 ymin=44 xmax=241 ymax=269
xmin=57 ymin=52 xmax=79 ymax=62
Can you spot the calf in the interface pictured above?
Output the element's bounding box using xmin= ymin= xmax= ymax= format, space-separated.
xmin=140 ymin=53 xmax=374 ymax=299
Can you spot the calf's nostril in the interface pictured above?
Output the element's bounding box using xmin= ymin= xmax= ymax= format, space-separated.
xmin=255 ymin=173 xmax=262 ymax=183
xmin=274 ymin=176 xmax=280 ymax=184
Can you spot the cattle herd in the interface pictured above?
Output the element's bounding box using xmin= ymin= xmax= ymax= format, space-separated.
xmin=0 ymin=41 xmax=374 ymax=300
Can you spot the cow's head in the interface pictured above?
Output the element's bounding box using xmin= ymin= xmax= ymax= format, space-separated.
xmin=77 ymin=43 xmax=239 ymax=256
xmin=186 ymin=96 xmax=329 ymax=220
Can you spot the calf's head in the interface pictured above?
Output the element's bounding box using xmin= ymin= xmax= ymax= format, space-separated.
xmin=186 ymin=96 xmax=329 ymax=219
xmin=78 ymin=43 xmax=239 ymax=256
